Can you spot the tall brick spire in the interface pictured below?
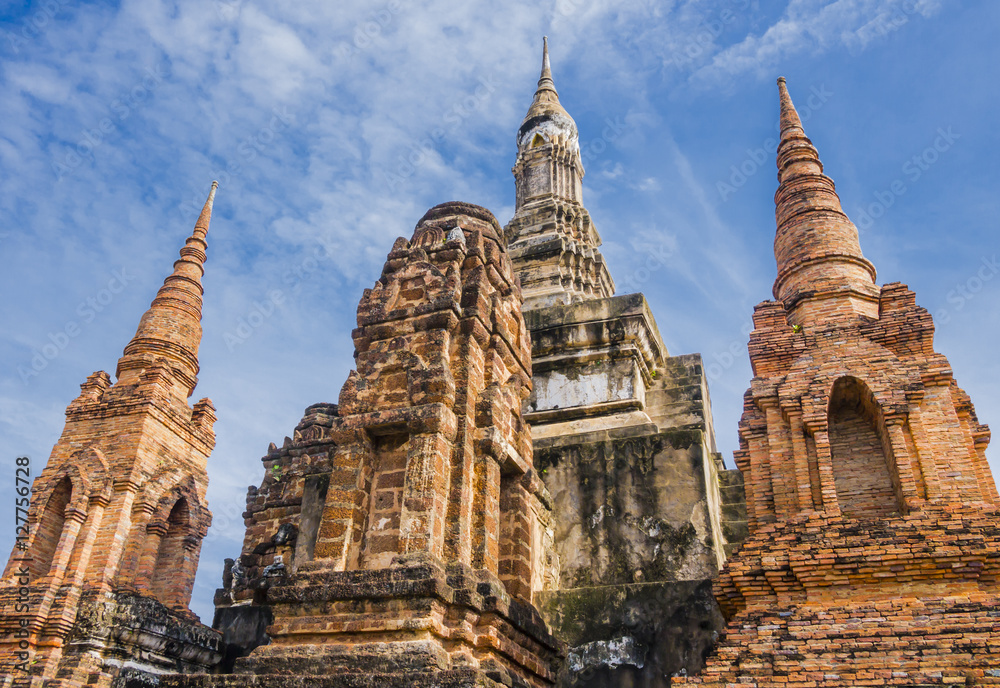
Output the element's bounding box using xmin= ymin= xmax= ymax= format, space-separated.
xmin=116 ymin=181 xmax=218 ymax=398
xmin=674 ymin=80 xmax=1000 ymax=687
xmin=773 ymin=78 xmax=878 ymax=325
xmin=0 ymin=184 xmax=220 ymax=682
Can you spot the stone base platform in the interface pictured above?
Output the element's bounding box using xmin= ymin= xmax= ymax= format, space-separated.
xmin=183 ymin=555 xmax=561 ymax=688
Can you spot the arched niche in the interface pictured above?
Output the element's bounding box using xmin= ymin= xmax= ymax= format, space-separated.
xmin=827 ymin=376 xmax=901 ymax=519
xmin=30 ymin=477 xmax=74 ymax=579
xmin=149 ymin=498 xmax=191 ymax=607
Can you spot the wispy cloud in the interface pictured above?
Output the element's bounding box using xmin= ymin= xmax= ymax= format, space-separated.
xmin=693 ymin=0 xmax=943 ymax=85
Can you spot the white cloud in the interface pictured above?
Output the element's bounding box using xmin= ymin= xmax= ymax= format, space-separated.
xmin=633 ymin=176 xmax=661 ymax=191
xmin=693 ymin=0 xmax=944 ymax=85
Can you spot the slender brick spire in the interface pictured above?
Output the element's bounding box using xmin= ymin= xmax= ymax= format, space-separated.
xmin=116 ymin=181 xmax=218 ymax=397
xmin=776 ymin=76 xmax=821 ymax=183
xmin=773 ymin=78 xmax=878 ymax=324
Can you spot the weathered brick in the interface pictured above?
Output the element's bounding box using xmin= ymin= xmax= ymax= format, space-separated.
xmin=0 ymin=184 xmax=223 ymax=684
xmin=675 ymin=79 xmax=1000 ymax=688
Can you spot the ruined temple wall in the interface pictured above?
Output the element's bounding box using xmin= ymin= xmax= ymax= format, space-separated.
xmin=517 ymin=291 xmax=744 ymax=686
xmin=675 ymin=504 xmax=1000 ymax=686
xmin=0 ymin=373 xmax=218 ymax=683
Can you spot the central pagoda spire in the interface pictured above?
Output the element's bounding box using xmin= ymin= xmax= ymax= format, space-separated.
xmin=521 ymin=36 xmax=567 ymax=126
xmin=504 ymin=37 xmax=614 ymax=310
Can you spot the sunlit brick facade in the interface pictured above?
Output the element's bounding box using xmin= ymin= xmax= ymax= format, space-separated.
xmin=675 ymin=79 xmax=1000 ymax=688
xmin=0 ymin=185 xmax=223 ymax=687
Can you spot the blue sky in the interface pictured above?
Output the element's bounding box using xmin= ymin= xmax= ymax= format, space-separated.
xmin=1 ymin=0 xmax=997 ymax=623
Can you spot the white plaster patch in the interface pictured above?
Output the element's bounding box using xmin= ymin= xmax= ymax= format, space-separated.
xmin=567 ymin=635 xmax=645 ymax=673
xmin=533 ymin=369 xmax=636 ymax=412
xmin=518 ymin=116 xmax=580 ymax=153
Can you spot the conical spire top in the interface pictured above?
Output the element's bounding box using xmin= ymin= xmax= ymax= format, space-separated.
xmin=193 ymin=180 xmax=218 ymax=240
xmin=537 ymin=36 xmax=556 ymax=95
xmin=116 ymin=182 xmax=218 ymax=399
xmin=776 ymin=76 xmax=823 ymax=184
xmin=777 ymin=77 xmax=802 ymax=136
xmin=771 ymin=79 xmax=877 ymax=323
xmin=521 ymin=36 xmax=572 ymax=128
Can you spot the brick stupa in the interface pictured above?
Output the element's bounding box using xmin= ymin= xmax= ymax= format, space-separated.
xmin=675 ymin=79 xmax=1000 ymax=686
xmin=172 ymin=202 xmax=562 ymax=687
xmin=0 ymin=184 xmax=223 ymax=686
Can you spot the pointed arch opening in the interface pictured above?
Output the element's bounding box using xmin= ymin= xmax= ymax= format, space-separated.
xmin=828 ymin=377 xmax=900 ymax=519
xmin=150 ymin=498 xmax=190 ymax=607
xmin=30 ymin=477 xmax=73 ymax=578
xmin=531 ymin=133 xmax=546 ymax=148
